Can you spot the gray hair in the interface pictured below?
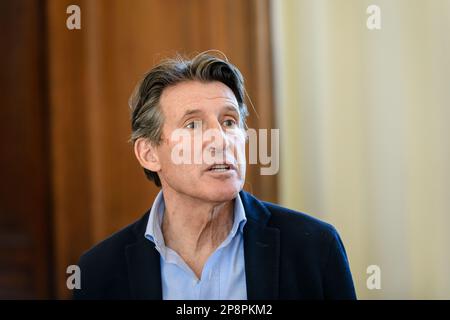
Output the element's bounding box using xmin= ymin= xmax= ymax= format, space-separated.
xmin=129 ymin=52 xmax=249 ymax=187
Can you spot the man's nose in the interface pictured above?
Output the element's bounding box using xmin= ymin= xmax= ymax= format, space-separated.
xmin=204 ymin=121 xmax=230 ymax=152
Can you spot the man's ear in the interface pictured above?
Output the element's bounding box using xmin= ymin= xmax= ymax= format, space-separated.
xmin=134 ymin=138 xmax=161 ymax=172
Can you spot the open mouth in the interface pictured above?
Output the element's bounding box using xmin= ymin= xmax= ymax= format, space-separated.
xmin=207 ymin=164 xmax=232 ymax=172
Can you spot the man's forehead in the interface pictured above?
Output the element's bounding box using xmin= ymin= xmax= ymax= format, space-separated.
xmin=160 ymin=81 xmax=238 ymax=113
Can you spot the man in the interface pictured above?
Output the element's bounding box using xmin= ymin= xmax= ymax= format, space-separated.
xmin=74 ymin=52 xmax=356 ymax=300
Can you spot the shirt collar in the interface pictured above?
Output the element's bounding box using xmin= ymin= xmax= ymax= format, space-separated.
xmin=144 ymin=190 xmax=165 ymax=250
xmin=144 ymin=191 xmax=247 ymax=250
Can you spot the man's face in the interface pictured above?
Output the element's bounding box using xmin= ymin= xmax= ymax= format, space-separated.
xmin=155 ymin=80 xmax=246 ymax=203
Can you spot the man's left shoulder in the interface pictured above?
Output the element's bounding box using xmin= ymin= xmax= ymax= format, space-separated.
xmin=249 ymin=196 xmax=357 ymax=299
xmin=261 ymin=200 xmax=340 ymax=244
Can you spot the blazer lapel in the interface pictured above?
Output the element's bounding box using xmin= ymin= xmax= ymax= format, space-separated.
xmin=241 ymin=191 xmax=280 ymax=300
xmin=125 ymin=213 xmax=162 ymax=299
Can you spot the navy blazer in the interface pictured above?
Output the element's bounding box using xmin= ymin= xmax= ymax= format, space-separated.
xmin=74 ymin=191 xmax=356 ymax=299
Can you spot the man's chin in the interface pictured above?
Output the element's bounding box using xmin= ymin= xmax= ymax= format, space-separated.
xmin=200 ymin=184 xmax=242 ymax=203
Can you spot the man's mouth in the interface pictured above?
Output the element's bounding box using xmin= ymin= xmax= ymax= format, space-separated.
xmin=207 ymin=163 xmax=234 ymax=172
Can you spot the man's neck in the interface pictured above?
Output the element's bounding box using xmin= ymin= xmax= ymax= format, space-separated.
xmin=160 ymin=189 xmax=235 ymax=278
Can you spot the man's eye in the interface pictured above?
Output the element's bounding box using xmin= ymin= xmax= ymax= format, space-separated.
xmin=186 ymin=120 xmax=202 ymax=129
xmin=223 ymin=119 xmax=237 ymax=127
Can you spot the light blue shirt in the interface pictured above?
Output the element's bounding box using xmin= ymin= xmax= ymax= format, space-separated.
xmin=144 ymin=191 xmax=248 ymax=300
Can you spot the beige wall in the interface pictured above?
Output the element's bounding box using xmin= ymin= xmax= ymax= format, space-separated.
xmin=271 ymin=0 xmax=450 ymax=299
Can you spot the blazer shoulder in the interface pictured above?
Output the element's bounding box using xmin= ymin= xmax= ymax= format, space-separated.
xmin=78 ymin=211 xmax=149 ymax=269
xmin=260 ymin=200 xmax=356 ymax=299
xmin=74 ymin=212 xmax=150 ymax=299
xmin=262 ymin=200 xmax=338 ymax=238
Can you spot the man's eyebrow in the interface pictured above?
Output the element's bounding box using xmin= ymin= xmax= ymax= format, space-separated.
xmin=181 ymin=105 xmax=240 ymax=118
xmin=223 ymin=105 xmax=240 ymax=114
xmin=182 ymin=109 xmax=204 ymax=117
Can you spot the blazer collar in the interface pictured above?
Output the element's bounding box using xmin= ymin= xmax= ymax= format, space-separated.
xmin=126 ymin=211 xmax=162 ymax=299
xmin=124 ymin=190 xmax=280 ymax=300
xmin=240 ymin=191 xmax=280 ymax=300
